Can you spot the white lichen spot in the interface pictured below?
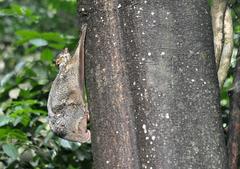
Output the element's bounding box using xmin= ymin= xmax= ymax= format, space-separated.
xmin=142 ymin=124 xmax=147 ymax=133
xmin=117 ymin=4 xmax=122 ymax=8
xmin=116 ymin=131 xmax=119 ymax=134
xmin=147 ymin=160 xmax=150 ymax=164
xmin=195 ymin=68 xmax=198 ymax=71
xmin=131 ymin=30 xmax=134 ymax=33
xmin=142 ymin=32 xmax=145 ymax=35
xmin=81 ymin=8 xmax=85 ymax=11
xmin=191 ymin=79 xmax=195 ymax=82
xmin=150 ymin=141 xmax=153 ymax=145
xmin=160 ymin=52 xmax=165 ymax=55
xmin=112 ymin=33 xmax=115 ymax=37
xmin=167 ymin=12 xmax=170 ymax=15
xmin=145 ymin=136 xmax=149 ymax=140
xmin=203 ymin=81 xmax=207 ymax=85
xmin=151 ymin=136 xmax=156 ymax=141
xmin=153 ymin=20 xmax=156 ymax=23
xmin=139 ymin=7 xmax=143 ymax=10
xmin=133 ymin=81 xmax=136 ymax=85
xmin=142 ymin=58 xmax=146 ymax=61
xmin=113 ymin=42 xmax=116 ymax=46
xmin=165 ymin=113 xmax=170 ymax=119
xmin=151 ymin=11 xmax=155 ymax=15
xmin=193 ymin=146 xmax=199 ymax=153
xmin=150 ymin=167 xmax=153 ymax=169
xmin=124 ymin=23 xmax=127 ymax=26
xmin=95 ymin=34 xmax=98 ymax=38
xmin=137 ymin=10 xmax=140 ymax=14
xmin=148 ymin=52 xmax=152 ymax=56
xmin=142 ymin=78 xmax=146 ymax=81
xmin=106 ymin=161 xmax=110 ymax=164
xmin=144 ymin=0 xmax=147 ymax=4
xmin=142 ymin=164 xmax=147 ymax=169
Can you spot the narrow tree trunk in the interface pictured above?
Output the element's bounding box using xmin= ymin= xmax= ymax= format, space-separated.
xmin=228 ymin=49 xmax=240 ymax=169
xmin=79 ymin=0 xmax=228 ymax=168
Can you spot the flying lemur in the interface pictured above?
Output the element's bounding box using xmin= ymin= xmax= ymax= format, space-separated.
xmin=47 ymin=24 xmax=90 ymax=143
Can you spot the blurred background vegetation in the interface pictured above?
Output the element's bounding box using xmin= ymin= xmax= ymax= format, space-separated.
xmin=0 ymin=0 xmax=240 ymax=168
xmin=0 ymin=0 xmax=92 ymax=168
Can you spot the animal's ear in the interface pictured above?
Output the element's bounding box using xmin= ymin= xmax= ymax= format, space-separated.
xmin=63 ymin=48 xmax=69 ymax=53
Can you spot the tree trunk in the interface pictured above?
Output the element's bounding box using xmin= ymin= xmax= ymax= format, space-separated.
xmin=79 ymin=0 xmax=228 ymax=168
xmin=228 ymin=49 xmax=240 ymax=169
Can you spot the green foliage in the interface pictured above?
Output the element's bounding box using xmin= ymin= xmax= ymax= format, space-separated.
xmin=0 ymin=0 xmax=92 ymax=168
xmin=220 ymin=1 xmax=240 ymax=133
xmin=208 ymin=0 xmax=213 ymax=7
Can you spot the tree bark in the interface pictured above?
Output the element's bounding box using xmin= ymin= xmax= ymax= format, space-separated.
xmin=228 ymin=49 xmax=240 ymax=169
xmin=211 ymin=0 xmax=234 ymax=88
xmin=79 ymin=0 xmax=228 ymax=168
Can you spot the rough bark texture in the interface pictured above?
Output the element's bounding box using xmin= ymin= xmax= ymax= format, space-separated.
xmin=228 ymin=50 xmax=240 ymax=169
xmin=78 ymin=0 xmax=228 ymax=168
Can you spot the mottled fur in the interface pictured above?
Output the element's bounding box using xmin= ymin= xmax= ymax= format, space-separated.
xmin=47 ymin=24 xmax=90 ymax=142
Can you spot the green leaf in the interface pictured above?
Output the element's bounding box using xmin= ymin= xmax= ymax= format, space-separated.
xmin=220 ymin=99 xmax=229 ymax=107
xmin=9 ymin=108 xmax=47 ymax=126
xmin=223 ymin=76 xmax=234 ymax=89
xmin=48 ymin=43 xmax=65 ymax=49
xmin=41 ymin=48 xmax=54 ymax=62
xmin=208 ymin=0 xmax=213 ymax=6
xmin=0 ymin=72 xmax=14 ymax=86
xmin=16 ymin=30 xmax=40 ymax=39
xmin=2 ymin=144 xmax=19 ymax=159
xmin=11 ymin=100 xmax=39 ymax=106
xmin=0 ymin=116 xmax=14 ymax=127
xmin=10 ymin=109 xmax=30 ymax=127
xmin=11 ymin=4 xmax=24 ymax=15
xmin=29 ymin=39 xmax=48 ymax=47
xmin=0 ymin=128 xmax=27 ymax=141
xmin=41 ymin=32 xmax=65 ymax=42
xmin=59 ymin=139 xmax=72 ymax=149
xmin=37 ymin=79 xmax=49 ymax=85
xmin=234 ymin=24 xmax=240 ymax=33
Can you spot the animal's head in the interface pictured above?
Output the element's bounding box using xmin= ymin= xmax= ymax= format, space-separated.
xmin=56 ymin=48 xmax=71 ymax=68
